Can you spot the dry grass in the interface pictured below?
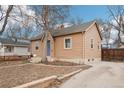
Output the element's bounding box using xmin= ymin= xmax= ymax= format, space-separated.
xmin=0 ymin=61 xmax=29 ymax=67
xmin=0 ymin=63 xmax=91 ymax=88
xmin=41 ymin=61 xmax=83 ymax=66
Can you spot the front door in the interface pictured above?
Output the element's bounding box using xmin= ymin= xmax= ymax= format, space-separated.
xmin=47 ymin=40 xmax=51 ymax=56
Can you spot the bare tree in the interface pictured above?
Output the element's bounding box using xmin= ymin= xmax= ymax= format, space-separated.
xmin=102 ymin=23 xmax=112 ymax=48
xmin=0 ymin=5 xmax=69 ymax=62
xmin=70 ymin=17 xmax=83 ymax=25
xmin=107 ymin=6 xmax=124 ymax=45
xmin=0 ymin=5 xmax=13 ymax=35
xmin=5 ymin=24 xmax=21 ymax=39
xmin=30 ymin=5 xmax=69 ymax=62
xmin=0 ymin=6 xmax=4 ymax=21
xmin=1 ymin=5 xmax=36 ymax=40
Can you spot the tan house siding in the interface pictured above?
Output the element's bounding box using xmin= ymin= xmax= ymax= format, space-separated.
xmin=30 ymin=21 xmax=102 ymax=63
xmin=54 ymin=33 xmax=83 ymax=59
xmin=31 ymin=40 xmax=42 ymax=57
xmin=31 ymin=32 xmax=54 ymax=58
xmin=84 ymin=24 xmax=101 ymax=62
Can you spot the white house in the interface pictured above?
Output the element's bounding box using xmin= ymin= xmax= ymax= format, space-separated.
xmin=0 ymin=38 xmax=30 ymax=56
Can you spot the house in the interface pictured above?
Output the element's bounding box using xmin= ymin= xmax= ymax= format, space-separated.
xmin=0 ymin=38 xmax=30 ymax=57
xmin=31 ymin=21 xmax=102 ymax=64
xmin=119 ymin=44 xmax=124 ymax=49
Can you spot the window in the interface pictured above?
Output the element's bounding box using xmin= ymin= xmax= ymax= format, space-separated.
xmin=98 ymin=45 xmax=99 ymax=49
xmin=88 ymin=59 xmax=90 ymax=62
xmin=5 ymin=46 xmax=14 ymax=52
xmin=98 ymin=42 xmax=101 ymax=50
xmin=35 ymin=42 xmax=39 ymax=50
xmin=91 ymin=39 xmax=93 ymax=48
xmin=64 ymin=37 xmax=72 ymax=49
xmin=98 ymin=42 xmax=100 ymax=49
xmin=92 ymin=59 xmax=94 ymax=61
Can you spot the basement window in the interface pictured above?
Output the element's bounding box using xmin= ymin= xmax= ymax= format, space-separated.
xmin=88 ymin=59 xmax=90 ymax=62
xmin=64 ymin=37 xmax=72 ymax=49
xmin=92 ymin=59 xmax=94 ymax=61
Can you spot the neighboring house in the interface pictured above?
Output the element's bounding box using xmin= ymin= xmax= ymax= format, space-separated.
xmin=31 ymin=21 xmax=102 ymax=63
xmin=119 ymin=44 xmax=124 ymax=49
xmin=0 ymin=38 xmax=30 ymax=56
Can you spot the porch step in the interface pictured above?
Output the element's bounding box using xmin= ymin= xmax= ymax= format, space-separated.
xmin=29 ymin=57 xmax=42 ymax=63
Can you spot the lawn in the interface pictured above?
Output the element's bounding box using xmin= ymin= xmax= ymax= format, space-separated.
xmin=0 ymin=61 xmax=29 ymax=67
xmin=0 ymin=62 xmax=91 ymax=88
xmin=41 ymin=61 xmax=83 ymax=66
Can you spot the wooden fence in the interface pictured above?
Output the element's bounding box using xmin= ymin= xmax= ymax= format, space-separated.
xmin=102 ymin=48 xmax=124 ymax=61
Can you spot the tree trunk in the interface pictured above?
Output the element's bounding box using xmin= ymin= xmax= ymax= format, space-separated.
xmin=118 ymin=30 xmax=121 ymax=46
xmin=42 ymin=32 xmax=48 ymax=62
xmin=0 ymin=5 xmax=13 ymax=35
xmin=41 ymin=5 xmax=49 ymax=62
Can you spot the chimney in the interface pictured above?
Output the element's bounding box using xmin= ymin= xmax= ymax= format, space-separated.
xmin=57 ymin=24 xmax=64 ymax=30
xmin=60 ymin=24 xmax=64 ymax=29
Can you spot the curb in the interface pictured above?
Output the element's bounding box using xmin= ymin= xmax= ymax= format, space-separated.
xmin=58 ymin=69 xmax=82 ymax=80
xmin=34 ymin=63 xmax=85 ymax=68
xmin=14 ymin=69 xmax=83 ymax=88
xmin=14 ymin=75 xmax=57 ymax=88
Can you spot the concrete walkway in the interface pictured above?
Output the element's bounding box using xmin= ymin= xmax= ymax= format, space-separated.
xmin=60 ymin=62 xmax=124 ymax=88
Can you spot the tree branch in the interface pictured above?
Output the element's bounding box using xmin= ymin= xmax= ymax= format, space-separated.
xmin=0 ymin=5 xmax=13 ymax=35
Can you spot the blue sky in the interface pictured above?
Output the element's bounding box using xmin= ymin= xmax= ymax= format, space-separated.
xmin=70 ymin=5 xmax=108 ymax=22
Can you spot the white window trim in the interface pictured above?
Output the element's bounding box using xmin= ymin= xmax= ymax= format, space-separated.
xmin=64 ymin=37 xmax=72 ymax=49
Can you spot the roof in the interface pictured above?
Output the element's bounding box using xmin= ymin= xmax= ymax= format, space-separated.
xmin=51 ymin=21 xmax=95 ymax=37
xmin=31 ymin=20 xmax=101 ymax=40
xmin=0 ymin=38 xmax=30 ymax=46
xmin=30 ymin=33 xmax=44 ymax=41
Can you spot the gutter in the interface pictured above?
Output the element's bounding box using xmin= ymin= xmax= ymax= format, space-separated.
xmin=3 ymin=44 xmax=29 ymax=47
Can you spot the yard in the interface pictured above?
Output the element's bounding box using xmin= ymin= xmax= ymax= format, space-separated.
xmin=0 ymin=61 xmax=90 ymax=88
xmin=41 ymin=61 xmax=83 ymax=66
xmin=0 ymin=61 xmax=29 ymax=67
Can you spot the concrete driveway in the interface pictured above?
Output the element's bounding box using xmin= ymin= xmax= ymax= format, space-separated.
xmin=60 ymin=62 xmax=124 ymax=88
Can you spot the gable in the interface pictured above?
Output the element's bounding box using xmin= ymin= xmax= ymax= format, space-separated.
xmin=85 ymin=23 xmax=102 ymax=42
xmin=85 ymin=22 xmax=102 ymax=40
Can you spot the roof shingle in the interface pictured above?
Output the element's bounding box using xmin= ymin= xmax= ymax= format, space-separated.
xmin=0 ymin=38 xmax=30 ymax=46
xmin=31 ymin=21 xmax=95 ymax=40
xmin=51 ymin=21 xmax=94 ymax=37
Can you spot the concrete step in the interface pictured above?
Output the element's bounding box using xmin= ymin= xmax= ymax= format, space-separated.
xmin=30 ymin=57 xmax=42 ymax=63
